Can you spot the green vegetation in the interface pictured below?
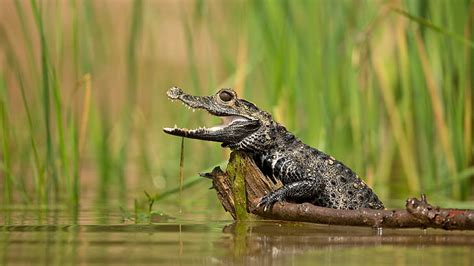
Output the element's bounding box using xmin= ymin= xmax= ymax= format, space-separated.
xmin=0 ymin=0 xmax=472 ymax=211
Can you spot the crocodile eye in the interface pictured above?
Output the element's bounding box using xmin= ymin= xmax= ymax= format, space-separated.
xmin=219 ymin=91 xmax=234 ymax=102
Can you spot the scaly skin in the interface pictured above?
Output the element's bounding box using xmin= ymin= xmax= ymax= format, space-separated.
xmin=164 ymin=87 xmax=384 ymax=210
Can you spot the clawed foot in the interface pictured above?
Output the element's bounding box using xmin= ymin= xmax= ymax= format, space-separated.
xmin=257 ymin=191 xmax=285 ymax=212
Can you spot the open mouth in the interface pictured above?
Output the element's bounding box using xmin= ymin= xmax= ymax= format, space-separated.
xmin=163 ymin=87 xmax=251 ymax=136
xmin=163 ymin=115 xmax=250 ymax=135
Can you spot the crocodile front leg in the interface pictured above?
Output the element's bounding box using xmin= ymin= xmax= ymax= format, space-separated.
xmin=257 ymin=180 xmax=322 ymax=211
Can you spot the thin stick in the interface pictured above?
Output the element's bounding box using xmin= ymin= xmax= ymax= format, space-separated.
xmin=179 ymin=137 xmax=185 ymax=213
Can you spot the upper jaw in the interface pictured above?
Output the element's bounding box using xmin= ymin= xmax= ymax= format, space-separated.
xmin=166 ymin=86 xmax=253 ymax=119
xmin=167 ymin=86 xmax=212 ymax=110
xmin=166 ymin=86 xmax=184 ymax=99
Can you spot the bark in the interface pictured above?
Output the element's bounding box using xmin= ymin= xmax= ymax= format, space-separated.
xmin=204 ymin=151 xmax=474 ymax=230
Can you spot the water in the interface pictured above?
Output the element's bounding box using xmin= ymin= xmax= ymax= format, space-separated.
xmin=1 ymin=208 xmax=474 ymax=265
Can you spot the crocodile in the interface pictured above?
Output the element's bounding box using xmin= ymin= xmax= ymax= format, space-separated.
xmin=163 ymin=87 xmax=384 ymax=210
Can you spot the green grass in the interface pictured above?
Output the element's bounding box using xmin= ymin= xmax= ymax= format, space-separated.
xmin=0 ymin=0 xmax=472 ymax=211
xmin=0 ymin=74 xmax=12 ymax=205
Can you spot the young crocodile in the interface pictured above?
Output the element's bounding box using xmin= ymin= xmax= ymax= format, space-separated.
xmin=163 ymin=87 xmax=384 ymax=210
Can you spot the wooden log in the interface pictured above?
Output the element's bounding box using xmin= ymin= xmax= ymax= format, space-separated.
xmin=203 ymin=151 xmax=474 ymax=230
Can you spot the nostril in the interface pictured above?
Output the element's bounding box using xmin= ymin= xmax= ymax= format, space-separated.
xmin=167 ymin=86 xmax=183 ymax=99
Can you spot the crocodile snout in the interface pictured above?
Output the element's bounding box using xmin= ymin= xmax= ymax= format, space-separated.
xmin=167 ymin=86 xmax=184 ymax=99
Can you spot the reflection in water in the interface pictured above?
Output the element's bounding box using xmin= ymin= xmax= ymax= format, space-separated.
xmin=218 ymin=221 xmax=474 ymax=265
xmin=0 ymin=210 xmax=473 ymax=265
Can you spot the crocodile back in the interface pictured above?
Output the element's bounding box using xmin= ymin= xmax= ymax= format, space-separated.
xmin=253 ymin=135 xmax=384 ymax=210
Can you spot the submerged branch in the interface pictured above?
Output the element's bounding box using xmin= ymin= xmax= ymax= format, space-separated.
xmin=205 ymin=151 xmax=474 ymax=230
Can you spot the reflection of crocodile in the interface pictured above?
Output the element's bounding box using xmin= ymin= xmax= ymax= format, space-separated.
xmin=163 ymin=87 xmax=384 ymax=210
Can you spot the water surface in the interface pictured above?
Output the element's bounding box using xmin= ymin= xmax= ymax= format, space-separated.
xmin=1 ymin=208 xmax=473 ymax=265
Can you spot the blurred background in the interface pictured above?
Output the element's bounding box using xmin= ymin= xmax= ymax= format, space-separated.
xmin=0 ymin=0 xmax=473 ymax=215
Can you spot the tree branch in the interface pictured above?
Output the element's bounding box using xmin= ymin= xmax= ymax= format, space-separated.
xmin=204 ymin=151 xmax=474 ymax=230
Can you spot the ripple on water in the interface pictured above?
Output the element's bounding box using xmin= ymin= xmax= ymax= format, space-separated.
xmin=1 ymin=209 xmax=474 ymax=265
